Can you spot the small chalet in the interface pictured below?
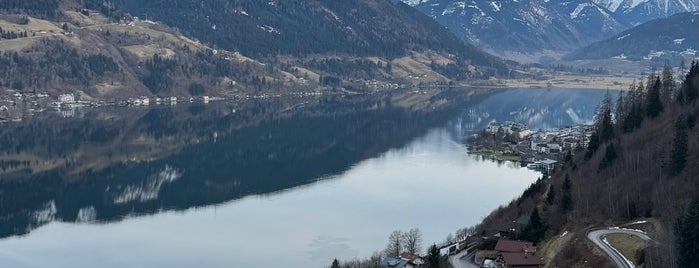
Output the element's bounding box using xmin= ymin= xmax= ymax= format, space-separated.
xmin=494 ymin=239 xmax=541 ymax=268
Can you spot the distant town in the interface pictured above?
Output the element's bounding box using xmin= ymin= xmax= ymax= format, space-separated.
xmin=0 ymin=90 xmax=333 ymax=123
xmin=467 ymin=121 xmax=595 ymax=173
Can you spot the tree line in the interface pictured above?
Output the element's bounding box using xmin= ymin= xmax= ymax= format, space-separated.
xmin=0 ymin=27 xmax=29 ymax=40
xmin=0 ymin=39 xmax=119 ymax=91
xmin=0 ymin=0 xmax=59 ymax=18
xmin=329 ymin=227 xmax=447 ymax=268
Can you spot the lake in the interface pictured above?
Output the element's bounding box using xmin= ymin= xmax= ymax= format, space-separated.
xmin=0 ymin=88 xmax=610 ymax=267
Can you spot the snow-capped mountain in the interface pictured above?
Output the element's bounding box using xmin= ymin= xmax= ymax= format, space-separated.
xmin=593 ymin=0 xmax=698 ymax=25
xmin=403 ymin=0 xmax=629 ymax=62
xmin=565 ymin=12 xmax=699 ymax=63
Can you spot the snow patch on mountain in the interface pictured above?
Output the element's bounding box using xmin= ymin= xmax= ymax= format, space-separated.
xmin=617 ymin=33 xmax=631 ymax=40
xmin=403 ymin=0 xmax=428 ymax=6
xmin=594 ymin=0 xmax=697 ymax=24
xmin=490 ymin=1 xmax=501 ymax=12
xmin=571 ymin=3 xmax=594 ymax=19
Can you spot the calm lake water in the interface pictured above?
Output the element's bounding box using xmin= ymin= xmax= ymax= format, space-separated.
xmin=0 ymin=88 xmax=609 ymax=267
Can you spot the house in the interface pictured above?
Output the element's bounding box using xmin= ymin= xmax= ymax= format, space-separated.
xmin=540 ymin=159 xmax=557 ymax=174
xmin=500 ymin=252 xmax=541 ymax=268
xmin=439 ymin=242 xmax=460 ymax=256
xmin=58 ymin=93 xmax=75 ymax=103
xmin=399 ymin=252 xmax=425 ymax=267
xmin=495 ymin=239 xmax=534 ymax=253
xmin=545 ymin=144 xmax=562 ymax=153
xmin=494 ymin=239 xmax=541 ymax=268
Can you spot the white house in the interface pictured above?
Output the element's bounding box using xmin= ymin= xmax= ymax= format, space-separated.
xmin=58 ymin=93 xmax=75 ymax=103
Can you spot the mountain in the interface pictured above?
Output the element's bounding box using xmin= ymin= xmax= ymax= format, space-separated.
xmin=107 ymin=0 xmax=506 ymax=75
xmin=564 ymin=12 xmax=699 ymax=63
xmin=403 ymin=0 xmax=628 ymax=63
xmin=0 ymin=0 xmax=506 ymax=101
xmin=593 ymin=0 xmax=698 ymax=25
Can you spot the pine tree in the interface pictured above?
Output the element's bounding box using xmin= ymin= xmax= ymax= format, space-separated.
xmin=646 ymin=77 xmax=663 ymax=118
xmin=546 ymin=185 xmax=556 ymax=205
xmin=615 ymin=91 xmax=626 ymax=124
xmin=662 ymin=63 xmax=676 ymax=103
xmin=519 ymin=208 xmax=547 ymax=243
xmin=599 ymin=143 xmax=618 ymax=170
xmin=679 ymin=62 xmax=699 ymax=104
xmin=585 ymin=132 xmax=599 ymax=159
xmin=331 ymin=259 xmax=340 ymax=268
xmin=561 ymin=175 xmax=572 ymax=212
xmin=676 ymin=198 xmax=699 ymax=267
xmin=427 ymin=244 xmax=440 ymax=268
xmin=587 ymin=92 xmax=614 ymax=158
xmin=597 ymin=91 xmax=614 ymax=142
xmin=669 ymin=117 xmax=688 ymax=176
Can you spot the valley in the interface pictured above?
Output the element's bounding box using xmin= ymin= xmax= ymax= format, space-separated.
xmin=0 ymin=0 xmax=698 ymax=268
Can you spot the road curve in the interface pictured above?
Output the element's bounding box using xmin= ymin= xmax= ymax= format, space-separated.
xmin=587 ymin=228 xmax=652 ymax=268
xmin=448 ymin=249 xmax=479 ymax=268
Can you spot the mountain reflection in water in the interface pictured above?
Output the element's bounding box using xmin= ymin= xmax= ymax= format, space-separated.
xmin=0 ymin=90 xmax=478 ymax=238
xmin=0 ymin=88 xmax=611 ymax=267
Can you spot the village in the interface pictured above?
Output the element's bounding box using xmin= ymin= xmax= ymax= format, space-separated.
xmin=0 ymin=89 xmax=334 ymax=123
xmin=382 ymin=228 xmax=545 ymax=268
xmin=467 ymin=121 xmax=595 ymax=174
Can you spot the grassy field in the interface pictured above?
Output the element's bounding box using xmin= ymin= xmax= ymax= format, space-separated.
xmin=502 ymin=74 xmax=635 ymax=91
xmin=606 ymin=233 xmax=649 ymax=267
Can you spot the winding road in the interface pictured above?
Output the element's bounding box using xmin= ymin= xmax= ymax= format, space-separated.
xmin=448 ymin=249 xmax=479 ymax=268
xmin=587 ymin=228 xmax=652 ymax=268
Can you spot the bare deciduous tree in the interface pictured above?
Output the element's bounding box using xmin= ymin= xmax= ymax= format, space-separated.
xmin=402 ymin=228 xmax=423 ymax=254
xmin=384 ymin=230 xmax=403 ymax=257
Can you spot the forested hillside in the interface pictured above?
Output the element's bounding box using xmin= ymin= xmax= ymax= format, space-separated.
xmin=477 ymin=62 xmax=699 ymax=267
xmin=0 ymin=0 xmax=60 ymax=18
xmin=0 ymin=0 xmax=509 ymax=100
xmin=106 ymin=0 xmax=507 ymax=79
xmin=109 ymin=0 xmax=497 ymax=62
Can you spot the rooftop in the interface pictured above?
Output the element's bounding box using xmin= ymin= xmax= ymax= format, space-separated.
xmin=501 ymin=252 xmax=542 ymax=266
xmin=382 ymin=257 xmax=408 ymax=268
xmin=541 ymin=159 xmax=557 ymax=165
xmin=399 ymin=252 xmax=421 ymax=261
xmin=495 ymin=239 xmax=535 ymax=253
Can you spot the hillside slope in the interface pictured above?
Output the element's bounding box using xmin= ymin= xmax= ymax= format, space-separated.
xmin=565 ymin=12 xmax=699 ymax=63
xmin=476 ymin=63 xmax=699 ymax=267
xmin=0 ymin=0 xmax=507 ymax=101
xmin=0 ymin=1 xmax=293 ymax=100
xmin=107 ymin=0 xmax=507 ymax=76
